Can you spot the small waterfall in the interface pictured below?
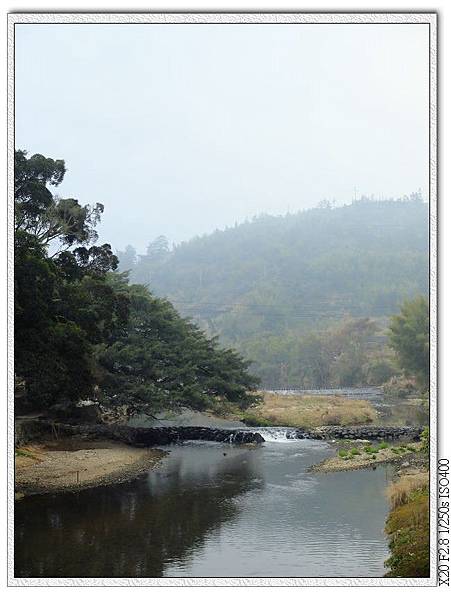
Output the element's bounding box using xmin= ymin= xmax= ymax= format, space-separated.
xmin=252 ymin=427 xmax=299 ymax=442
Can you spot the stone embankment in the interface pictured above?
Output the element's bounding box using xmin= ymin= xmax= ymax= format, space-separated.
xmin=15 ymin=417 xmax=423 ymax=448
xmin=296 ymin=425 xmax=423 ymax=441
xmin=15 ymin=419 xmax=265 ymax=447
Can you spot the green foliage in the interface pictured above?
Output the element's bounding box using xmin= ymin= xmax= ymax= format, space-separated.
xmin=350 ymin=447 xmax=361 ymax=455
xmin=96 ymin=277 xmax=259 ymax=412
xmin=15 ymin=149 xmax=258 ymax=415
xmin=389 ymin=296 xmax=429 ymax=391
xmin=338 ymin=449 xmax=348 ymax=458
xmin=420 ymin=427 xmax=429 ymax=454
xmin=385 ymin=487 xmax=429 ymax=577
xmin=378 ymin=442 xmax=388 ymax=449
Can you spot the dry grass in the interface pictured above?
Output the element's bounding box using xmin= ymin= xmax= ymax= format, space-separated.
xmin=14 ymin=445 xmax=46 ymax=468
xmin=386 ymin=471 xmax=429 ymax=509
xmin=385 ymin=473 xmax=430 ymax=577
xmin=244 ymin=392 xmax=377 ymax=428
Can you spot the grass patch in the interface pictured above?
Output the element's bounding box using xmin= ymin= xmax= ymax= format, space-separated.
xmin=240 ymin=414 xmax=275 ymax=427
xmin=386 ymin=472 xmax=429 ymax=509
xmin=241 ymin=392 xmax=376 ymax=428
xmin=15 ymin=448 xmax=34 ymax=458
xmin=385 ymin=474 xmax=429 ymax=577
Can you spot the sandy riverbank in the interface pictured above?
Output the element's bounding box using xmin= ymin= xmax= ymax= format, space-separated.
xmin=310 ymin=441 xmax=423 ymax=473
xmin=15 ymin=437 xmax=166 ymax=497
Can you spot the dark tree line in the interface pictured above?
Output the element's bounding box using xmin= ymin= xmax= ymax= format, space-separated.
xmin=14 ymin=150 xmax=259 ymax=414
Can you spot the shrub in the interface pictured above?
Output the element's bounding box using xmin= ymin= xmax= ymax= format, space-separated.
xmin=420 ymin=427 xmax=429 ymax=454
xmin=385 ymin=488 xmax=429 ymax=577
xmin=350 ymin=447 xmax=361 ymax=456
xmin=385 ymin=475 xmax=429 ymax=577
xmin=379 ymin=442 xmax=388 ymax=450
xmin=338 ymin=449 xmax=348 ymax=458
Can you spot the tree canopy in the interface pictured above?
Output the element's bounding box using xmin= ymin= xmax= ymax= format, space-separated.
xmin=14 ymin=150 xmax=258 ymax=414
xmin=388 ymin=296 xmax=429 ymax=390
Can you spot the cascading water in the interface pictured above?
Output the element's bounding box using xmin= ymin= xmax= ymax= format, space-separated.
xmin=250 ymin=427 xmax=299 ymax=442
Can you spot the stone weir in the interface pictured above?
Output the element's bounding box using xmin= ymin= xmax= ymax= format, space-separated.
xmin=15 ymin=420 xmax=265 ymax=447
xmin=296 ymin=425 xmax=424 ymax=441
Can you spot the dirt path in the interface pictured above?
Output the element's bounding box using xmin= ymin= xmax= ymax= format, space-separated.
xmin=15 ymin=437 xmax=166 ymax=496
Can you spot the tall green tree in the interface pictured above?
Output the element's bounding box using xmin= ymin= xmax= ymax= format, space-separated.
xmin=15 ymin=149 xmax=259 ymax=414
xmin=96 ymin=275 xmax=259 ymax=413
xmin=14 ymin=150 xmax=126 ymax=409
xmin=388 ymin=296 xmax=429 ymax=390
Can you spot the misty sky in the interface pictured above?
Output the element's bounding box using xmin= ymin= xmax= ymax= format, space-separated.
xmin=15 ymin=23 xmax=429 ymax=253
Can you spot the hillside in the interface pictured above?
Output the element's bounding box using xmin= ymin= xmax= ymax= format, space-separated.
xmin=119 ymin=196 xmax=429 ymax=387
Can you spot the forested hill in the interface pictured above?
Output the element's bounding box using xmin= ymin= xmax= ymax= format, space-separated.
xmin=121 ymin=197 xmax=428 ymax=334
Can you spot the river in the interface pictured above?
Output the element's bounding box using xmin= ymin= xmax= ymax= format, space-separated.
xmin=15 ymin=430 xmax=393 ymax=578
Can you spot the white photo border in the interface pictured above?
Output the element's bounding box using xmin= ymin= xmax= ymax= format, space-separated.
xmin=7 ymin=11 xmax=438 ymax=587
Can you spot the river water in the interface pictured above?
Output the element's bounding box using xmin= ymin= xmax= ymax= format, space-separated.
xmin=15 ymin=431 xmax=393 ymax=579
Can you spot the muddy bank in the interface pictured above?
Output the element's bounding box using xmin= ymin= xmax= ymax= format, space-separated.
xmin=15 ymin=437 xmax=166 ymax=496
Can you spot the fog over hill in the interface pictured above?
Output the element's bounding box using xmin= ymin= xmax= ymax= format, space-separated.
xmin=118 ymin=196 xmax=428 ymax=388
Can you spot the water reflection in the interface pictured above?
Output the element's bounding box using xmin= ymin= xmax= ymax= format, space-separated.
xmin=15 ymin=443 xmax=261 ymax=578
xmin=15 ymin=440 xmax=391 ymax=578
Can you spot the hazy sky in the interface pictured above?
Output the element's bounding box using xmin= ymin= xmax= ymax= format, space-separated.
xmin=15 ymin=24 xmax=429 ymax=253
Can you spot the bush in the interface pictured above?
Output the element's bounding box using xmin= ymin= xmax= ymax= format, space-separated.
xmin=350 ymin=447 xmax=361 ymax=456
xmin=420 ymin=427 xmax=429 ymax=453
xmin=385 ymin=475 xmax=429 ymax=577
xmin=379 ymin=441 xmax=388 ymax=449
xmin=338 ymin=449 xmax=348 ymax=458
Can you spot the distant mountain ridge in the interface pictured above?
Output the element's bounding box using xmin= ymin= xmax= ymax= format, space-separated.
xmin=118 ymin=196 xmax=428 ymax=388
xmin=121 ymin=196 xmax=428 ymax=333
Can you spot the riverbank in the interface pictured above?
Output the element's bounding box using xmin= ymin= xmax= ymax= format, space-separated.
xmin=384 ymin=468 xmax=430 ymax=577
xmin=310 ymin=441 xmax=424 ymax=473
xmin=15 ymin=437 xmax=166 ymax=497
